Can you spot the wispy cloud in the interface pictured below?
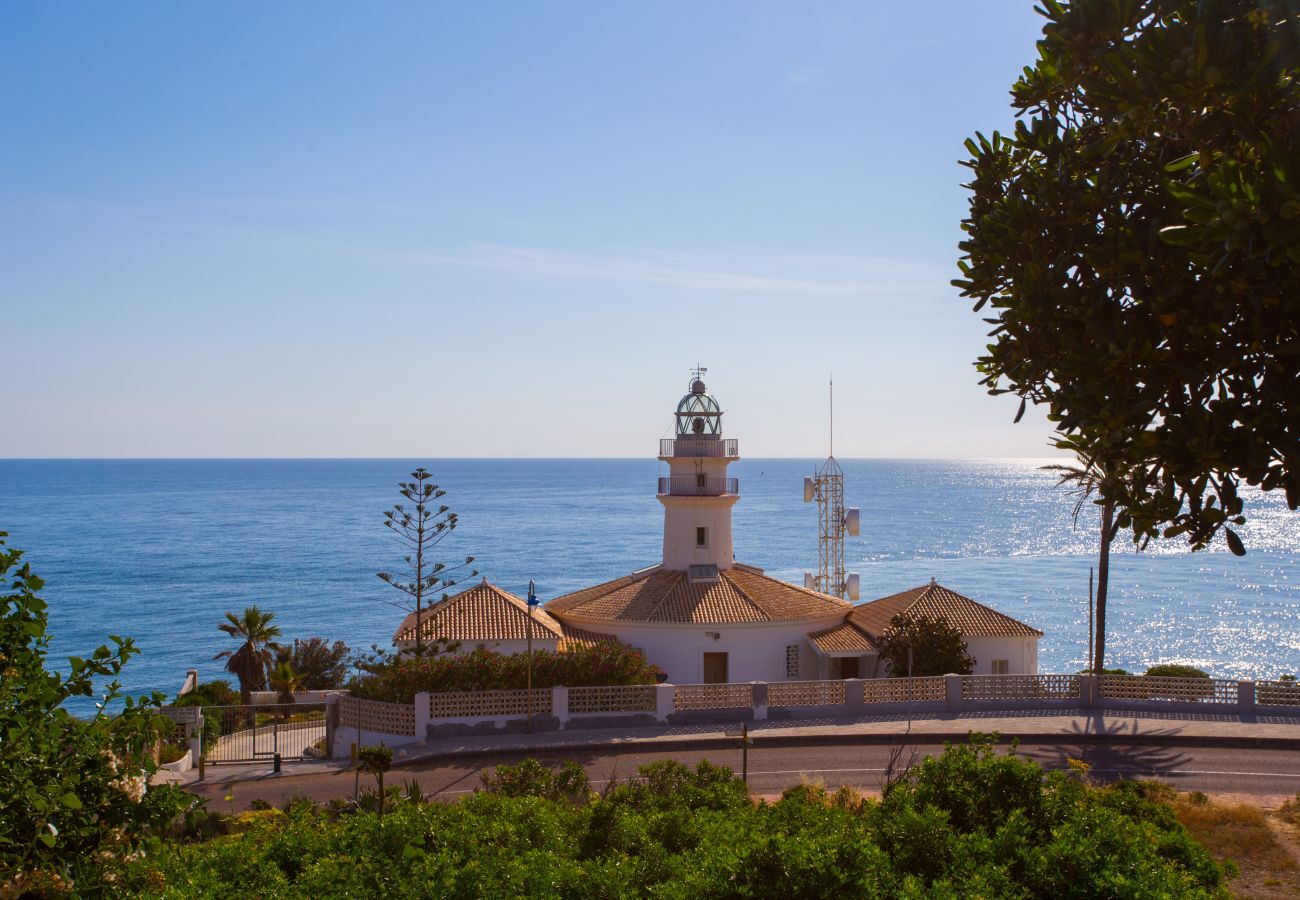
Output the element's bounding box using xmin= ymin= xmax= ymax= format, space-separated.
xmin=415 ymin=243 xmax=944 ymax=296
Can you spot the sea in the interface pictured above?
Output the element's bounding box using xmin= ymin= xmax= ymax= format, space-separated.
xmin=1 ymin=458 xmax=1297 ymax=715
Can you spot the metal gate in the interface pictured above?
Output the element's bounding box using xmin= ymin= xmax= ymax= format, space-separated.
xmin=201 ymin=703 xmax=327 ymax=764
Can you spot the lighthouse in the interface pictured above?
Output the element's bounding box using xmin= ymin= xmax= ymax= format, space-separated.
xmin=657 ymin=369 xmax=739 ymax=575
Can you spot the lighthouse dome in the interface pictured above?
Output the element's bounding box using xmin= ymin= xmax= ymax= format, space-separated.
xmin=675 ymin=377 xmax=722 ymax=436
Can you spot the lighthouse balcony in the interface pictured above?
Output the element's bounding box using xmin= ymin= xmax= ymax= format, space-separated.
xmin=657 ymin=476 xmax=739 ymax=497
xmin=658 ymin=437 xmax=739 ymax=459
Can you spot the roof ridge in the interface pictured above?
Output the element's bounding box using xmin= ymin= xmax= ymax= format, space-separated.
xmin=720 ymin=569 xmax=772 ymax=622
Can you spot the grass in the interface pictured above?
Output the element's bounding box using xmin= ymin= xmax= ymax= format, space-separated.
xmin=1167 ymin=789 xmax=1300 ymax=900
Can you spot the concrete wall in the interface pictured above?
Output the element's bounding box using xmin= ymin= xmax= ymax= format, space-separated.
xmin=964 ymin=636 xmax=1038 ymax=675
xmin=570 ymin=617 xmax=845 ymax=684
xmin=660 ymin=493 xmax=738 ymax=570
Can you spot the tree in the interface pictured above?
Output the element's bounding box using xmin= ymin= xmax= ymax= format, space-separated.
xmin=268 ymin=660 xmax=302 ymax=706
xmin=0 ymin=532 xmax=187 ymax=895
xmin=876 ymin=613 xmax=975 ymax=678
xmin=956 ymin=0 xmax=1300 ymax=553
xmin=356 ymin=745 xmax=393 ymax=818
xmin=213 ymin=605 xmax=281 ymax=705
xmin=1042 ymin=439 xmax=1134 ymax=674
xmin=376 ymin=468 xmax=476 ymax=657
xmin=278 ymin=637 xmax=350 ymax=690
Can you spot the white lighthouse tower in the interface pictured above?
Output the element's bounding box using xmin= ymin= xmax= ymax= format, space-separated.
xmin=657 ymin=368 xmax=740 ymax=575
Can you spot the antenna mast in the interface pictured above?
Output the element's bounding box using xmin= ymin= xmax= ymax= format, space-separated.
xmin=803 ymin=378 xmax=859 ymax=600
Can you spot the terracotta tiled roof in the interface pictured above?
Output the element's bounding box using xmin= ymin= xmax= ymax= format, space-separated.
xmin=557 ymin=622 xmax=617 ymax=651
xmin=393 ymin=579 xmax=565 ymax=644
xmin=545 ymin=564 xmax=850 ymax=625
xmin=849 ymin=582 xmax=1042 ymax=641
xmin=808 ymin=621 xmax=878 ymax=654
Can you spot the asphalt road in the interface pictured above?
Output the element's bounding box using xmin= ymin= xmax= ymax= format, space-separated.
xmin=189 ymin=739 xmax=1300 ymax=811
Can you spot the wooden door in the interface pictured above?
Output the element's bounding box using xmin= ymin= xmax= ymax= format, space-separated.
xmin=839 ymin=657 xmax=860 ymax=679
xmin=702 ymin=652 xmax=728 ymax=684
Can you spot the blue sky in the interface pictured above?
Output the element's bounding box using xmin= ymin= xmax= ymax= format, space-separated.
xmin=1 ymin=2 xmax=1062 ymax=458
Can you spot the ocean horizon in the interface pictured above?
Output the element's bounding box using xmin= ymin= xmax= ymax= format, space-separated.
xmin=2 ymin=457 xmax=1297 ymax=714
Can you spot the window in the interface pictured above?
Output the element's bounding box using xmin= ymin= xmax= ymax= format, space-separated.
xmin=688 ymin=564 xmax=719 ymax=584
xmin=991 ymin=659 xmax=1009 ymax=675
xmin=786 ymin=644 xmax=800 ymax=679
xmin=696 ymin=526 xmax=708 ymax=548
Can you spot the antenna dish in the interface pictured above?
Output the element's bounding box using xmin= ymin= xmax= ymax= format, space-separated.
xmin=847 ymin=573 xmax=860 ymax=602
xmin=803 ymin=477 xmax=815 ymax=503
xmin=845 ymin=508 xmax=860 ymax=537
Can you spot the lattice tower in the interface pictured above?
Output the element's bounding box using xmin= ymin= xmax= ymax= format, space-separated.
xmin=813 ymin=455 xmax=845 ymax=596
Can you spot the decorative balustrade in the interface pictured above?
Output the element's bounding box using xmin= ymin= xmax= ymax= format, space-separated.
xmin=659 ymin=438 xmax=739 ymax=459
xmin=429 ymin=688 xmax=551 ymax=719
xmin=861 ymin=676 xmax=946 ymax=704
xmin=675 ymin=683 xmax=753 ymax=710
xmin=657 ymin=476 xmax=739 ymax=497
xmin=339 ymin=696 xmax=417 ymax=736
xmin=1099 ymin=675 xmax=1237 ymax=704
xmin=962 ymin=674 xmax=1080 ymax=702
xmin=1256 ymin=681 xmax=1300 ymax=707
xmin=768 ymin=680 xmax=847 ymax=707
xmin=567 ymin=685 xmax=657 ymax=714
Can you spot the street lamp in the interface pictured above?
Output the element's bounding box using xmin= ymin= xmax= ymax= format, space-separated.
xmin=527 ymin=579 xmax=538 ymax=733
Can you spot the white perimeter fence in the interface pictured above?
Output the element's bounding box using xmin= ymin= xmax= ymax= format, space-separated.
xmin=313 ymin=673 xmax=1300 ymax=758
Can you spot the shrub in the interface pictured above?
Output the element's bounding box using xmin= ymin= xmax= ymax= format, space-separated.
xmin=0 ymin=533 xmax=190 ymax=896
xmin=349 ymin=641 xmax=664 ymax=703
xmin=1146 ymin=664 xmax=1211 ymax=679
xmin=129 ymin=738 xmax=1232 ymax=897
xmin=877 ymin=612 xmax=974 ymax=677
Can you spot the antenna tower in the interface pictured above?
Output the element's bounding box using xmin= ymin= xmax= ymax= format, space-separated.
xmin=803 ymin=378 xmax=859 ymax=600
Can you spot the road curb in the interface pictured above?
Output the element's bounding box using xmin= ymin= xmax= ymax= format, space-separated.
xmin=393 ymin=728 xmax=1300 ymax=768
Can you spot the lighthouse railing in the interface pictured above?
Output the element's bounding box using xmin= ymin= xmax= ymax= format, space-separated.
xmin=657 ymin=476 xmax=739 ymax=496
xmin=659 ymin=438 xmax=739 ymax=458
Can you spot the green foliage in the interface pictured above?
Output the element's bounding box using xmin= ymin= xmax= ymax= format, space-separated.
xmin=877 ymin=612 xmax=975 ymax=677
xmin=356 ymin=744 xmax=393 ymax=776
xmin=479 ymin=759 xmax=591 ymax=804
xmin=1145 ymin=663 xmax=1211 ymax=678
xmin=0 ymin=532 xmax=189 ymax=896
xmin=350 ymin=641 xmax=665 ymax=703
xmin=278 ymin=636 xmax=351 ymax=690
xmin=173 ymin=679 xmax=239 ymax=708
xmin=128 ymin=738 xmax=1231 ymax=897
xmin=956 ymin=0 xmax=1300 ymax=552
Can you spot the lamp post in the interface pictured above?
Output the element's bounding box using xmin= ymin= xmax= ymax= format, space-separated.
xmin=527 ymin=579 xmax=538 ymax=733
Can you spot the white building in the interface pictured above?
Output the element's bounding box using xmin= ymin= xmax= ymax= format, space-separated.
xmin=393 ymin=373 xmax=1042 ymax=681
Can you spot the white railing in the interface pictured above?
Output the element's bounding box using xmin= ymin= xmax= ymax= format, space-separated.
xmin=567 ymin=685 xmax=657 ymax=713
xmin=962 ymin=674 xmax=1079 ymax=701
xmin=768 ymin=680 xmax=846 ymax=707
xmin=1099 ymin=675 xmax=1237 ymax=704
xmin=429 ymin=688 xmax=551 ymax=719
xmin=1257 ymin=680 xmax=1300 ymax=707
xmin=340 ymin=696 xmax=417 ymax=737
xmin=675 ymin=683 xmax=753 ymax=710
xmin=862 ymin=676 xmax=946 ymax=704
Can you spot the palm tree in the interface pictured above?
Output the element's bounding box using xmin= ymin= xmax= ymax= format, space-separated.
xmin=269 ymin=659 xmax=303 ymax=706
xmin=1042 ymin=449 xmax=1129 ymax=677
xmin=214 ymin=605 xmax=282 ymax=705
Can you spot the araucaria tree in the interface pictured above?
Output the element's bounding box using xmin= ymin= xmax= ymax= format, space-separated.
xmin=214 ymin=605 xmax=281 ymax=705
xmin=377 ymin=468 xmax=476 ymax=657
xmin=877 ymin=613 xmax=975 ymax=678
xmin=956 ymin=0 xmax=1299 ymax=553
